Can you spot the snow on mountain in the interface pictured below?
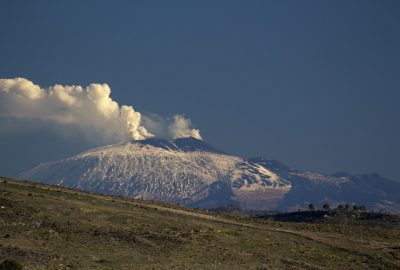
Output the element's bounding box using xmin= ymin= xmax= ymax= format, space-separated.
xmin=19 ymin=138 xmax=400 ymax=212
xmin=20 ymin=137 xmax=289 ymax=209
xmin=248 ymin=158 xmax=400 ymax=212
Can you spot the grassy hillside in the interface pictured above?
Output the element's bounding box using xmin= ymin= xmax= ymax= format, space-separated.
xmin=1 ymin=177 xmax=400 ymax=270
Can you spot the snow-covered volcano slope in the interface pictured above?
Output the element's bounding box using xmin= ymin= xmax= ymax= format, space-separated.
xmin=19 ymin=137 xmax=291 ymax=209
xmin=19 ymin=137 xmax=400 ymax=212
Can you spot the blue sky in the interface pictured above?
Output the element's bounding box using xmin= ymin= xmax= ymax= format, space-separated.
xmin=0 ymin=0 xmax=400 ymax=180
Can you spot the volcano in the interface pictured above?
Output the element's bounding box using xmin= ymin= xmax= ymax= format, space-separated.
xmin=19 ymin=137 xmax=400 ymax=212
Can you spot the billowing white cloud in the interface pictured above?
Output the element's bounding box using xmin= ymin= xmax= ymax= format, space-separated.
xmin=0 ymin=78 xmax=202 ymax=143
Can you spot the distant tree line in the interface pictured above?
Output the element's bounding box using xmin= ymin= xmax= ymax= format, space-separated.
xmin=307 ymin=203 xmax=367 ymax=212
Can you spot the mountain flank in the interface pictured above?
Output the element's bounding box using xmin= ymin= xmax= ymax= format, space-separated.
xmin=19 ymin=137 xmax=400 ymax=212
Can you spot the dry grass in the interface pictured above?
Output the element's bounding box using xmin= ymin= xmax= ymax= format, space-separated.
xmin=1 ymin=178 xmax=399 ymax=269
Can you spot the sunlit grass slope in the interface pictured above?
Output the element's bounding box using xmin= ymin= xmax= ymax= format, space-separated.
xmin=1 ymin=178 xmax=399 ymax=270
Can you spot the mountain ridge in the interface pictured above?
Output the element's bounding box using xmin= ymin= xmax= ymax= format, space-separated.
xmin=19 ymin=137 xmax=400 ymax=212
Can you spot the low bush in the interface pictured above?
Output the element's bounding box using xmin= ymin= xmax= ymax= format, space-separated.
xmin=0 ymin=259 xmax=23 ymax=270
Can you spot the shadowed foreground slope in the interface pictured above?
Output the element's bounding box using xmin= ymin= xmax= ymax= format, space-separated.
xmin=1 ymin=178 xmax=400 ymax=270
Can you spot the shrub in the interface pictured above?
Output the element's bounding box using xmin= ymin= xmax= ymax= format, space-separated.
xmin=358 ymin=205 xmax=367 ymax=212
xmin=308 ymin=204 xmax=315 ymax=211
xmin=0 ymin=259 xmax=23 ymax=270
xmin=323 ymin=203 xmax=330 ymax=210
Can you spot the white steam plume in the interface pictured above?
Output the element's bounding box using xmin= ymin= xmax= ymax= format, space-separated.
xmin=142 ymin=114 xmax=202 ymax=140
xmin=0 ymin=78 xmax=201 ymax=143
xmin=169 ymin=115 xmax=202 ymax=139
